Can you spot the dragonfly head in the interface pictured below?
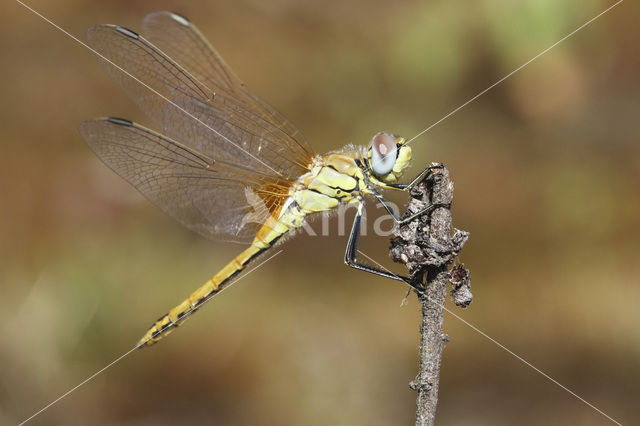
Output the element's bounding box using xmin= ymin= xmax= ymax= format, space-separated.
xmin=365 ymin=132 xmax=412 ymax=186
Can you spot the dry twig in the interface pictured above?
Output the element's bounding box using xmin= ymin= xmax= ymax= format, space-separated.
xmin=390 ymin=164 xmax=471 ymax=426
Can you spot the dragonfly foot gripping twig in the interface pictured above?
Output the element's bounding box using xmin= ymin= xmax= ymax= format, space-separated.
xmin=390 ymin=164 xmax=471 ymax=426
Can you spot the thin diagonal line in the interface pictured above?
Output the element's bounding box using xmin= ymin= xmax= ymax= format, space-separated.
xmin=17 ymin=346 xmax=137 ymax=426
xmin=200 ymin=249 xmax=284 ymax=304
xmin=14 ymin=0 xmax=283 ymax=178
xmin=356 ymin=249 xmax=623 ymax=425
xmin=438 ymin=305 xmax=623 ymax=426
xmin=404 ymin=0 xmax=623 ymax=146
xmin=17 ymin=249 xmax=284 ymax=425
xmin=356 ymin=1 xmax=623 ymax=205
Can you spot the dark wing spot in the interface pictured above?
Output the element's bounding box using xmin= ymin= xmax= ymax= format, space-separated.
xmin=107 ymin=117 xmax=133 ymax=126
xmin=114 ymin=25 xmax=139 ymax=39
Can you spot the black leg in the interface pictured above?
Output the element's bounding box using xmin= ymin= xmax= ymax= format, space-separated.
xmin=372 ymin=190 xmax=450 ymax=226
xmin=386 ymin=163 xmax=444 ymax=192
xmin=344 ymin=201 xmax=416 ymax=286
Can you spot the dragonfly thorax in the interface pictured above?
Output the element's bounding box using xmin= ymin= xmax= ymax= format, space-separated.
xmin=295 ymin=152 xmax=365 ymax=206
xmin=279 ymin=133 xmax=412 ymax=225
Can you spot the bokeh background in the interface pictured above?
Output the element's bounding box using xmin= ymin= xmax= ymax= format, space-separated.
xmin=2 ymin=0 xmax=638 ymax=425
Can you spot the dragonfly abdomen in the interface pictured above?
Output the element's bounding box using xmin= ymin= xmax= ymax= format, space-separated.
xmin=136 ymin=226 xmax=286 ymax=347
xmin=136 ymin=153 xmax=370 ymax=347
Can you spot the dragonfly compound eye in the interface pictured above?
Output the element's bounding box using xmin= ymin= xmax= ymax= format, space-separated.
xmin=370 ymin=132 xmax=398 ymax=177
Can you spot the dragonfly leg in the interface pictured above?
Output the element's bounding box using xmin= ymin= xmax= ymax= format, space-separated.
xmin=372 ymin=190 xmax=450 ymax=226
xmin=344 ymin=201 xmax=419 ymax=288
xmin=385 ymin=163 xmax=444 ymax=192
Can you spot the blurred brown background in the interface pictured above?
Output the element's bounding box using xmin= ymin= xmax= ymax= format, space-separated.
xmin=1 ymin=0 xmax=638 ymax=425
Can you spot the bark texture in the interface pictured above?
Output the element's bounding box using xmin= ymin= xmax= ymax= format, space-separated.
xmin=390 ymin=164 xmax=471 ymax=426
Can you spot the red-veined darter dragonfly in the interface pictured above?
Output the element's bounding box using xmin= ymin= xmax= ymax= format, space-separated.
xmin=79 ymin=11 xmax=439 ymax=347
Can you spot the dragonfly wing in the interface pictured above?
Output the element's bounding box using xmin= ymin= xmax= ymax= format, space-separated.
xmin=141 ymin=11 xmax=310 ymax=155
xmin=79 ymin=118 xmax=289 ymax=242
xmin=85 ymin=23 xmax=315 ymax=180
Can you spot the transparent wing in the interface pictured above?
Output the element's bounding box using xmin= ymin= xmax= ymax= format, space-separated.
xmin=141 ymin=11 xmax=310 ymax=155
xmin=85 ymin=23 xmax=315 ymax=181
xmin=79 ymin=118 xmax=291 ymax=242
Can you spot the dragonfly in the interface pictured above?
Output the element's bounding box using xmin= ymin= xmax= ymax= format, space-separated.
xmin=79 ymin=11 xmax=441 ymax=348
